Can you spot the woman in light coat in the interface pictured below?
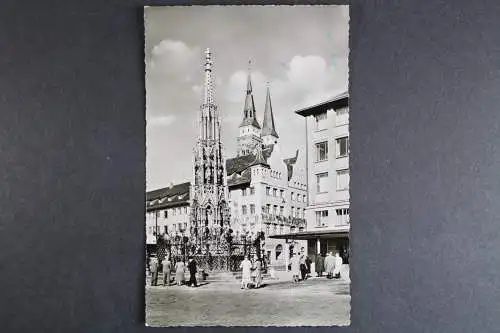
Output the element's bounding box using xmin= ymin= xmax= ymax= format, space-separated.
xmin=240 ymin=255 xmax=253 ymax=289
xmin=333 ymin=252 xmax=344 ymax=279
xmin=175 ymin=260 xmax=186 ymax=286
xmin=324 ymin=252 xmax=335 ymax=279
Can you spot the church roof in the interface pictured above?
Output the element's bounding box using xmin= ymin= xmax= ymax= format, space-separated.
xmin=225 ymin=146 xmax=273 ymax=186
xmin=146 ymin=182 xmax=191 ymax=211
xmin=261 ymin=86 xmax=278 ymax=138
xmin=225 ymin=146 xmax=273 ymax=175
xmin=239 ymin=69 xmax=261 ymax=129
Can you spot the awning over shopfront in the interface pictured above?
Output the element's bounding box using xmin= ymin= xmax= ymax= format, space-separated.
xmin=269 ymin=229 xmax=349 ymax=240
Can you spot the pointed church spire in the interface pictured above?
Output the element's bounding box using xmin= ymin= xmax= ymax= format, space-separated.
xmin=203 ymin=48 xmax=214 ymax=106
xmin=246 ymin=60 xmax=253 ymax=93
xmin=239 ymin=60 xmax=261 ymax=129
xmin=261 ymin=83 xmax=279 ymax=138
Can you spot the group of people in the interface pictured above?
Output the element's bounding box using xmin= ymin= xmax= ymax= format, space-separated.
xmin=149 ymin=255 xmax=198 ymax=287
xmin=290 ymin=250 xmax=311 ymax=283
xmin=239 ymin=255 xmax=263 ymax=289
xmin=315 ymin=252 xmax=344 ymax=279
xmin=290 ymin=251 xmax=343 ymax=282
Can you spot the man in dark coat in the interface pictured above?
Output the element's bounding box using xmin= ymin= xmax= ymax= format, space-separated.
xmin=187 ymin=257 xmax=198 ymax=287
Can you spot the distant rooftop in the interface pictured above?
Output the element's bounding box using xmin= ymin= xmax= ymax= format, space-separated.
xmin=295 ymin=91 xmax=348 ymax=117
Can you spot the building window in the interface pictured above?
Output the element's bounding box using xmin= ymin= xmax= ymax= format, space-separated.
xmin=184 ymin=222 xmax=188 ymax=230
xmin=273 ymin=205 xmax=277 ymax=215
xmin=273 ymin=188 xmax=277 ymax=197
xmin=178 ymin=223 xmax=183 ymax=231
xmin=173 ymin=224 xmax=177 ymax=231
xmin=315 ymin=141 xmax=329 ymax=162
xmin=336 ymin=136 xmax=349 ymax=158
xmin=303 ymin=208 xmax=306 ymax=218
xmin=250 ymin=204 xmax=255 ymax=214
xmin=280 ymin=189 xmax=284 ymax=198
xmin=315 ymin=210 xmax=329 ymax=226
xmin=250 ymin=187 xmax=255 ymax=195
xmin=242 ymin=205 xmax=247 ymax=215
xmin=164 ymin=225 xmax=168 ymax=234
xmin=164 ymin=210 xmax=168 ymax=219
xmin=316 ymin=173 xmax=328 ymax=193
xmin=266 ymin=187 xmax=271 ymax=196
xmin=242 ymin=188 xmax=247 ymax=196
xmin=280 ymin=206 xmax=284 ymax=216
xmin=291 ymin=192 xmax=294 ymax=201
xmin=184 ymin=206 xmax=187 ymax=214
xmin=266 ymin=204 xmax=271 ymax=214
xmin=172 ymin=209 xmax=176 ymax=216
xmin=291 ymin=206 xmax=295 ymax=217
xmin=314 ymin=112 xmax=328 ymax=130
xmin=336 ymin=107 xmax=349 ymax=126
xmin=228 ymin=191 xmax=231 ymax=199
xmin=336 ymin=169 xmax=350 ymax=191
xmin=336 ymin=208 xmax=350 ymax=225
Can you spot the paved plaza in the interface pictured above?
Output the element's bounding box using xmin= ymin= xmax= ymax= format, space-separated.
xmin=146 ymin=277 xmax=350 ymax=326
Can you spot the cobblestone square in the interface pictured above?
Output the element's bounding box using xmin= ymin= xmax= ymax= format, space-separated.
xmin=146 ymin=277 xmax=350 ymax=326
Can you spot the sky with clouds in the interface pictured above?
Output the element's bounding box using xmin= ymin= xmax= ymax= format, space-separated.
xmin=145 ymin=5 xmax=349 ymax=191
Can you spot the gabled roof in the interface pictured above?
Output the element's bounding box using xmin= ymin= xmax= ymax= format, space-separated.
xmin=225 ymin=146 xmax=273 ymax=187
xmin=146 ymin=182 xmax=190 ymax=211
xmin=225 ymin=146 xmax=273 ymax=175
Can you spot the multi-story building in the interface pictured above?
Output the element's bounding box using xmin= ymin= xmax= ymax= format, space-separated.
xmin=270 ymin=92 xmax=350 ymax=267
xmin=145 ymin=182 xmax=191 ymax=255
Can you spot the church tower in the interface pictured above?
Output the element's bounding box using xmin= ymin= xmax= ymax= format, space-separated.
xmin=237 ymin=61 xmax=263 ymax=156
xmin=190 ymin=48 xmax=231 ymax=256
xmin=261 ymin=84 xmax=279 ymax=146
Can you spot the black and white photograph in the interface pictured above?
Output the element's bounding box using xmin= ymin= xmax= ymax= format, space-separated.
xmin=144 ymin=5 xmax=350 ymax=326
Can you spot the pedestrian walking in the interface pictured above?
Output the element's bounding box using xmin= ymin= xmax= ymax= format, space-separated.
xmin=299 ymin=250 xmax=307 ymax=281
xmin=149 ymin=255 xmax=159 ymax=286
xmin=175 ymin=259 xmax=186 ymax=286
xmin=333 ymin=252 xmax=343 ymax=279
xmin=290 ymin=253 xmax=300 ymax=283
xmin=162 ymin=256 xmax=172 ymax=286
xmin=325 ymin=252 xmax=335 ymax=279
xmin=305 ymin=256 xmax=312 ymax=278
xmin=253 ymin=256 xmax=262 ymax=288
xmin=240 ymin=255 xmax=252 ymax=289
xmin=187 ymin=257 xmax=198 ymax=287
xmin=315 ymin=253 xmax=325 ymax=277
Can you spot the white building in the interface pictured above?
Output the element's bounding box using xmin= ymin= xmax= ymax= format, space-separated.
xmin=270 ymin=92 xmax=350 ymax=266
xmin=145 ymin=182 xmax=191 ymax=255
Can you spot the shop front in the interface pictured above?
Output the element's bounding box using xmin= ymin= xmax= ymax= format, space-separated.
xmin=269 ymin=229 xmax=350 ymax=270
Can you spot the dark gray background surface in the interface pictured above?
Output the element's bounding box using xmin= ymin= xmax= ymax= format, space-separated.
xmin=1 ymin=0 xmax=500 ymax=332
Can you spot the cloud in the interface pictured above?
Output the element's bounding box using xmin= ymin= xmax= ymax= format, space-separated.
xmin=149 ymin=40 xmax=200 ymax=80
xmin=148 ymin=115 xmax=177 ymax=127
